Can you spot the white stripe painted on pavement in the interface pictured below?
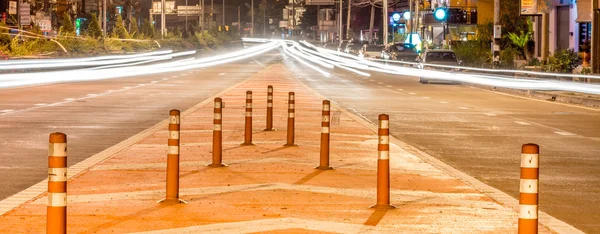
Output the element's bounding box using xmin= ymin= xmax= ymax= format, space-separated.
xmin=554 ymin=131 xmax=576 ymax=136
xmin=515 ymin=121 xmax=531 ymax=125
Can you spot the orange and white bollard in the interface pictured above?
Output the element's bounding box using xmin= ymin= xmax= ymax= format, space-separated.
xmin=208 ymin=98 xmax=226 ymax=167
xmin=518 ymin=143 xmax=539 ymax=233
xmin=317 ymin=100 xmax=333 ymax=170
xmin=264 ymin=85 xmax=274 ymax=131
xmin=159 ymin=110 xmax=185 ymax=204
xmin=371 ymin=114 xmax=395 ymax=210
xmin=284 ymin=92 xmax=296 ymax=146
xmin=47 ymin=132 xmax=67 ymax=234
xmin=242 ymin=91 xmax=253 ymax=145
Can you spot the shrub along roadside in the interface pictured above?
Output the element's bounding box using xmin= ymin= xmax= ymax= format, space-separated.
xmin=1 ymin=13 xmax=240 ymax=58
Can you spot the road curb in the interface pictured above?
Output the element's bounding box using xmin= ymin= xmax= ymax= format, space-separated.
xmin=0 ymin=64 xmax=274 ymax=217
xmin=469 ymin=84 xmax=600 ymax=109
xmin=285 ymin=69 xmax=584 ymax=234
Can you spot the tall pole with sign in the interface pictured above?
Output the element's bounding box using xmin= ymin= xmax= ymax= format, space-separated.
xmin=223 ymin=0 xmax=225 ymax=26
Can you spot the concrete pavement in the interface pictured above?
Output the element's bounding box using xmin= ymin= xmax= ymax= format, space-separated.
xmin=0 ymin=64 xmax=555 ymax=233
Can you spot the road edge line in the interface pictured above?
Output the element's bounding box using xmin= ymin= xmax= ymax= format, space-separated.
xmin=0 ymin=64 xmax=276 ymax=217
xmin=283 ymin=67 xmax=584 ymax=234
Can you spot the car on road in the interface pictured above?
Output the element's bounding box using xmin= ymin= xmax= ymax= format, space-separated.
xmin=382 ymin=43 xmax=419 ymax=62
xmin=359 ymin=44 xmax=385 ymax=58
xmin=417 ymin=50 xmax=461 ymax=84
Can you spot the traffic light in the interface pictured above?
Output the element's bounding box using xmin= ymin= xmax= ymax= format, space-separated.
xmin=434 ymin=7 xmax=448 ymax=21
xmin=391 ymin=12 xmax=401 ymax=24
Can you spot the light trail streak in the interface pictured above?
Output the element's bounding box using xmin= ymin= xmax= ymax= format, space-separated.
xmin=281 ymin=43 xmax=331 ymax=77
xmin=294 ymin=40 xmax=600 ymax=95
xmin=0 ymin=42 xmax=280 ymax=89
xmin=0 ymin=50 xmax=195 ymax=70
xmin=0 ymin=50 xmax=176 ymax=66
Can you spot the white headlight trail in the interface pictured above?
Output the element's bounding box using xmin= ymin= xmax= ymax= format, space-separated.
xmin=0 ymin=42 xmax=279 ymax=88
xmin=282 ymin=44 xmax=331 ymax=77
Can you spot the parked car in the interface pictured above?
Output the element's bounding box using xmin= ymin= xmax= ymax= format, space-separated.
xmin=359 ymin=44 xmax=385 ymax=58
xmin=417 ymin=50 xmax=461 ymax=84
xmin=382 ymin=43 xmax=419 ymax=62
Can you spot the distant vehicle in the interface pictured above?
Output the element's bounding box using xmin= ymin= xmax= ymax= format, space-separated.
xmin=382 ymin=43 xmax=419 ymax=62
xmin=337 ymin=40 xmax=350 ymax=52
xmin=359 ymin=44 xmax=385 ymax=58
xmin=345 ymin=43 xmax=363 ymax=55
xmin=417 ymin=50 xmax=461 ymax=84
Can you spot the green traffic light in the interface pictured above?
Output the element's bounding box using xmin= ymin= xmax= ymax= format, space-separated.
xmin=434 ymin=8 xmax=447 ymax=21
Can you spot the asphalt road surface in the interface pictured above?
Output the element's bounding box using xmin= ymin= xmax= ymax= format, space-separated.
xmin=2 ymin=51 xmax=599 ymax=233
xmin=0 ymin=54 xmax=281 ymax=201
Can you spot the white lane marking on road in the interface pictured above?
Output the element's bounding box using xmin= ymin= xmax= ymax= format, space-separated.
xmin=171 ymin=76 xmax=178 ymax=78
xmin=423 ymin=97 xmax=430 ymax=99
xmin=151 ymin=81 xmax=159 ymax=83
xmin=253 ymin=59 xmax=266 ymax=68
xmin=64 ymin=98 xmax=76 ymax=101
xmin=484 ymin=113 xmax=497 ymax=116
xmin=397 ymin=88 xmax=404 ymax=91
xmin=440 ymin=101 xmax=449 ymax=104
xmin=87 ymin=94 xmax=97 ymax=96
xmin=515 ymin=121 xmax=531 ymax=125
xmin=0 ymin=109 xmax=14 ymax=113
xmin=554 ymin=131 xmax=576 ymax=136
xmin=123 ymin=86 xmax=131 ymax=89
xmin=409 ymin=92 xmax=416 ymax=95
xmin=34 ymin=103 xmax=47 ymax=106
xmin=161 ymin=78 xmax=168 ymax=81
xmin=369 ymin=79 xmax=374 ymax=82
xmin=377 ymin=82 xmax=384 ymax=85
xmin=386 ymin=85 xmax=393 ymax=88
xmin=219 ymin=73 xmax=226 ymax=76
xmin=458 ymin=107 xmax=470 ymax=110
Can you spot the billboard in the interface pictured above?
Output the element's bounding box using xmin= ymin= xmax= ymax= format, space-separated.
xmin=305 ymin=0 xmax=335 ymax=6
xmin=520 ymin=0 xmax=540 ymax=16
xmin=177 ymin=6 xmax=201 ymax=16
xmin=152 ymin=1 xmax=176 ymax=14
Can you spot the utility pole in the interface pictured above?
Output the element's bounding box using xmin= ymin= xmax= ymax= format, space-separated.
xmin=201 ymin=0 xmax=204 ymax=29
xmin=415 ymin=0 xmax=420 ymax=44
xmin=338 ymin=0 xmax=342 ymax=41
xmin=369 ymin=3 xmax=374 ymax=43
xmin=103 ymin=0 xmax=107 ymax=37
xmin=408 ymin=0 xmax=412 ymax=44
xmin=161 ymin=0 xmax=166 ymax=38
xmin=263 ymin=7 xmax=266 ymax=36
xmin=317 ymin=5 xmax=321 ymax=41
xmin=593 ymin=0 xmax=599 ymax=73
xmin=492 ymin=0 xmax=500 ymax=65
xmin=185 ymin=0 xmax=188 ymax=29
xmin=346 ymin=0 xmax=351 ymax=40
xmin=238 ymin=6 xmax=241 ymax=34
xmin=251 ymin=0 xmax=254 ymax=36
xmin=293 ymin=0 xmax=296 ymax=36
xmin=222 ymin=0 xmax=225 ymax=26
xmin=541 ymin=13 xmax=549 ymax=59
xmin=211 ymin=0 xmax=213 ymax=28
xmin=382 ymin=0 xmax=388 ymax=45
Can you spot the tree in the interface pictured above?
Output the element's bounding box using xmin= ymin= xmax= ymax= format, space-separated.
xmin=141 ymin=18 xmax=155 ymax=38
xmin=111 ymin=15 xmax=130 ymax=39
xmin=87 ymin=14 xmax=102 ymax=38
xmin=299 ymin=6 xmax=317 ymax=30
xmin=129 ymin=17 xmax=139 ymax=38
xmin=60 ymin=13 xmax=75 ymax=35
